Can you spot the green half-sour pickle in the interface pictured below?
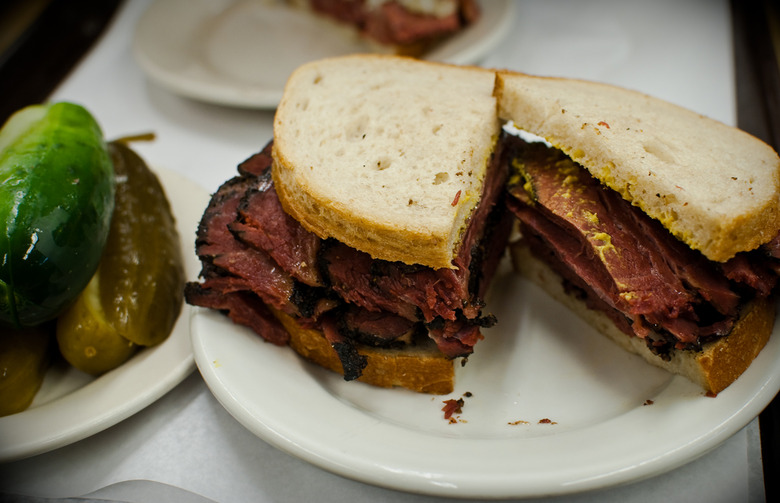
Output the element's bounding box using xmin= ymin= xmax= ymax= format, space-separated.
xmin=0 ymin=102 xmax=115 ymax=328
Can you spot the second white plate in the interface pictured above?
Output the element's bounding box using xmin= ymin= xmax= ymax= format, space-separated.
xmin=191 ymin=262 xmax=780 ymax=498
xmin=133 ymin=0 xmax=514 ymax=109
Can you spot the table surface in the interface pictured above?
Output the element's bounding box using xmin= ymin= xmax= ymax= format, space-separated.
xmin=0 ymin=1 xmax=774 ymax=502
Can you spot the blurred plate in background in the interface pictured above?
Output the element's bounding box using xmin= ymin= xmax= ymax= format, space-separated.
xmin=133 ymin=0 xmax=513 ymax=109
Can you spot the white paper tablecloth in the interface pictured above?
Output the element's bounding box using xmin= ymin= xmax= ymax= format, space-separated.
xmin=0 ymin=1 xmax=767 ymax=501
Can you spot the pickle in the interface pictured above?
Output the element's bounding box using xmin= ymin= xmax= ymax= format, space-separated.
xmin=56 ymin=275 xmax=137 ymax=375
xmin=101 ymin=141 xmax=184 ymax=345
xmin=57 ymin=140 xmax=184 ymax=371
xmin=0 ymin=323 xmax=54 ymax=416
xmin=0 ymin=102 xmax=114 ymax=328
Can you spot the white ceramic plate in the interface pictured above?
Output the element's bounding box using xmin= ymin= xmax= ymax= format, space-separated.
xmin=133 ymin=0 xmax=514 ymax=109
xmin=191 ymin=263 xmax=780 ymax=499
xmin=0 ymin=166 xmax=209 ymax=462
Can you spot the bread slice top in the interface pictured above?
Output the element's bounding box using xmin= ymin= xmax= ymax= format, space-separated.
xmin=273 ymin=54 xmax=499 ymax=269
xmin=496 ymin=71 xmax=780 ymax=262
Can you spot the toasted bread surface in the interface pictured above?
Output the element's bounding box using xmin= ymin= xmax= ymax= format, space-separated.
xmin=271 ymin=308 xmax=454 ymax=394
xmin=496 ymin=71 xmax=780 ymax=262
xmin=510 ymin=242 xmax=775 ymax=394
xmin=273 ymin=54 xmax=499 ymax=269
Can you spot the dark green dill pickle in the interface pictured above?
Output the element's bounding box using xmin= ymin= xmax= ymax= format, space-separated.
xmin=56 ymin=140 xmax=184 ymax=374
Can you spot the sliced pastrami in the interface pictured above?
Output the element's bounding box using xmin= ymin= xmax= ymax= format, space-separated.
xmin=231 ymin=167 xmax=324 ymax=288
xmin=320 ymin=314 xmax=367 ymax=381
xmin=340 ymin=305 xmax=416 ymax=347
xmin=307 ymin=0 xmax=479 ymax=47
xmin=721 ymin=252 xmax=778 ymax=297
xmin=184 ymin=283 xmax=290 ymax=346
xmin=505 ymin=136 xmax=774 ymax=349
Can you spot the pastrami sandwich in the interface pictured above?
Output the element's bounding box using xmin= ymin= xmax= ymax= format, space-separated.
xmin=290 ymin=0 xmax=480 ymax=57
xmin=185 ymin=55 xmax=511 ymax=394
xmin=496 ymin=71 xmax=780 ymax=394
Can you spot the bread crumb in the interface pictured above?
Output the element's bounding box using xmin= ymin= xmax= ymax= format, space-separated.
xmin=508 ymin=419 xmax=529 ymax=425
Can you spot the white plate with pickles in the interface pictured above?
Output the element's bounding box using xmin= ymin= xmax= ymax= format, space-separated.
xmin=0 ymin=164 xmax=209 ymax=462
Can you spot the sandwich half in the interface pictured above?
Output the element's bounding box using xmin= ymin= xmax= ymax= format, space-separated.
xmin=185 ymin=55 xmax=510 ymax=394
xmin=496 ymin=71 xmax=780 ymax=394
xmin=290 ymin=0 xmax=480 ymax=57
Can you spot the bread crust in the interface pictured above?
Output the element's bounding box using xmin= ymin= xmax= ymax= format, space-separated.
xmin=270 ymin=308 xmax=455 ymax=394
xmin=272 ymin=156 xmax=458 ymax=269
xmin=510 ymin=242 xmax=775 ymax=394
